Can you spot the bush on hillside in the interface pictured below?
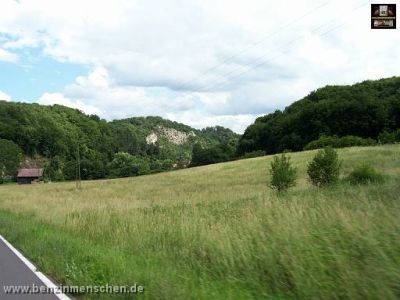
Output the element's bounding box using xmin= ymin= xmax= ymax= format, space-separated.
xmin=347 ymin=164 xmax=384 ymax=185
xmin=378 ymin=129 xmax=400 ymax=144
xmin=108 ymin=152 xmax=150 ymax=178
xmin=304 ymin=135 xmax=376 ymax=150
xmin=307 ymin=147 xmax=341 ymax=187
xmin=149 ymin=158 xmax=173 ymax=173
xmin=269 ymin=153 xmax=297 ymax=192
xmin=304 ymin=136 xmax=337 ymax=150
xmin=336 ymin=136 xmax=376 ymax=148
xmin=241 ymin=150 xmax=266 ymax=159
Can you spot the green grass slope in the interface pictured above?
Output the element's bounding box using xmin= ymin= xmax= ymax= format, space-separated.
xmin=0 ymin=145 xmax=399 ymax=299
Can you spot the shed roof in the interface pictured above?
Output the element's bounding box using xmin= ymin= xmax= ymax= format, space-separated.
xmin=17 ymin=168 xmax=43 ymax=178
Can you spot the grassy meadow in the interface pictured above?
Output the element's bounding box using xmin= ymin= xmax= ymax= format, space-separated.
xmin=0 ymin=145 xmax=400 ymax=299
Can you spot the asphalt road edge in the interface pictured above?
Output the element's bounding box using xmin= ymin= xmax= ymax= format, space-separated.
xmin=0 ymin=234 xmax=70 ymax=300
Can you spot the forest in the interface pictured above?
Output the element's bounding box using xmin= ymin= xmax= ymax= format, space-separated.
xmin=1 ymin=76 xmax=400 ymax=183
xmin=237 ymin=77 xmax=400 ymax=155
xmin=0 ymin=101 xmax=239 ymax=182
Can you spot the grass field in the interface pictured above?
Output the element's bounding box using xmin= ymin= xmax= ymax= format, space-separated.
xmin=0 ymin=145 xmax=400 ymax=299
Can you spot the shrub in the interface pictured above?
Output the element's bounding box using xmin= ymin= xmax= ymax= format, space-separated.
xmin=307 ymin=147 xmax=341 ymax=187
xmin=304 ymin=135 xmax=376 ymax=150
xmin=304 ymin=135 xmax=338 ymax=150
xmin=378 ymin=129 xmax=400 ymax=144
xmin=269 ymin=153 xmax=297 ymax=192
xmin=108 ymin=152 xmax=150 ymax=178
xmin=347 ymin=164 xmax=384 ymax=185
xmin=241 ymin=150 xmax=266 ymax=159
xmin=336 ymin=135 xmax=376 ymax=148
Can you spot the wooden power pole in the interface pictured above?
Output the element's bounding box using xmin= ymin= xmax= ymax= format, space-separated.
xmin=76 ymin=143 xmax=81 ymax=189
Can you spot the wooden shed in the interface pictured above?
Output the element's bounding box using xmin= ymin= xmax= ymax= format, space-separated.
xmin=17 ymin=168 xmax=43 ymax=184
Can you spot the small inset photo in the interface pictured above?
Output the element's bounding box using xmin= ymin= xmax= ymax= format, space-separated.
xmin=371 ymin=4 xmax=396 ymax=29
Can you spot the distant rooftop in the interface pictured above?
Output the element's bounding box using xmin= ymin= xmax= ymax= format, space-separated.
xmin=17 ymin=168 xmax=43 ymax=178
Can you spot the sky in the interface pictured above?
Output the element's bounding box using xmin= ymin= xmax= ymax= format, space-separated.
xmin=0 ymin=0 xmax=399 ymax=133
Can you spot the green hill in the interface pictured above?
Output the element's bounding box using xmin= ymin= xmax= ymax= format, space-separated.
xmin=111 ymin=116 xmax=239 ymax=160
xmin=238 ymin=77 xmax=400 ymax=155
xmin=0 ymin=101 xmax=239 ymax=181
xmin=0 ymin=144 xmax=399 ymax=299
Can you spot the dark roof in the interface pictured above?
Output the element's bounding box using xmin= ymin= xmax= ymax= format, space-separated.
xmin=17 ymin=168 xmax=43 ymax=178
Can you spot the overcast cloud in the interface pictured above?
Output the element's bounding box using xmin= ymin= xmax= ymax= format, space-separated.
xmin=0 ymin=0 xmax=399 ymax=132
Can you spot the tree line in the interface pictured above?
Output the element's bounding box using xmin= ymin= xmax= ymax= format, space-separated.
xmin=237 ymin=77 xmax=400 ymax=155
xmin=191 ymin=77 xmax=400 ymax=167
xmin=0 ymin=101 xmax=239 ymax=182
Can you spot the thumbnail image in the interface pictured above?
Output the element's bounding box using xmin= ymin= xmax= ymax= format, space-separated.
xmin=371 ymin=4 xmax=396 ymax=29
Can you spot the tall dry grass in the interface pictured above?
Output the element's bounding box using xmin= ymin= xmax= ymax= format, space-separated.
xmin=0 ymin=145 xmax=399 ymax=299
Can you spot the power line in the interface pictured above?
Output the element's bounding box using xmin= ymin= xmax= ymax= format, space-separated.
xmin=179 ymin=0 xmax=370 ymax=98
xmin=172 ymin=1 xmax=331 ymax=92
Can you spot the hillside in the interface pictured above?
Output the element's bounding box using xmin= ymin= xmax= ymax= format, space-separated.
xmin=238 ymin=77 xmax=400 ymax=155
xmin=0 ymin=101 xmax=239 ymax=181
xmin=0 ymin=144 xmax=399 ymax=299
xmin=111 ymin=116 xmax=240 ymax=160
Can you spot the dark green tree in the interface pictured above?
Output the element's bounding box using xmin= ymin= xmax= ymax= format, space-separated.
xmin=43 ymin=155 xmax=65 ymax=181
xmin=108 ymin=152 xmax=139 ymax=178
xmin=307 ymin=147 xmax=341 ymax=187
xmin=269 ymin=153 xmax=297 ymax=192
xmin=191 ymin=142 xmax=236 ymax=167
xmin=0 ymin=139 xmax=23 ymax=183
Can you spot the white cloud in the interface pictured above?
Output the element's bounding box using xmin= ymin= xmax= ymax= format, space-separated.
xmin=36 ymin=68 xmax=257 ymax=132
xmin=0 ymin=90 xmax=11 ymax=101
xmin=61 ymin=67 xmax=197 ymax=119
xmin=0 ymin=0 xmax=400 ymax=133
xmin=168 ymin=112 xmax=262 ymax=134
xmin=0 ymin=48 xmax=18 ymax=62
xmin=38 ymin=92 xmax=102 ymax=116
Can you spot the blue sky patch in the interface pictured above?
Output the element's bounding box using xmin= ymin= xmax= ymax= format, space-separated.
xmin=0 ymin=47 xmax=87 ymax=101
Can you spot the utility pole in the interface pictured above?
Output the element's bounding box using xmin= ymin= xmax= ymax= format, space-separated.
xmin=76 ymin=142 xmax=81 ymax=189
